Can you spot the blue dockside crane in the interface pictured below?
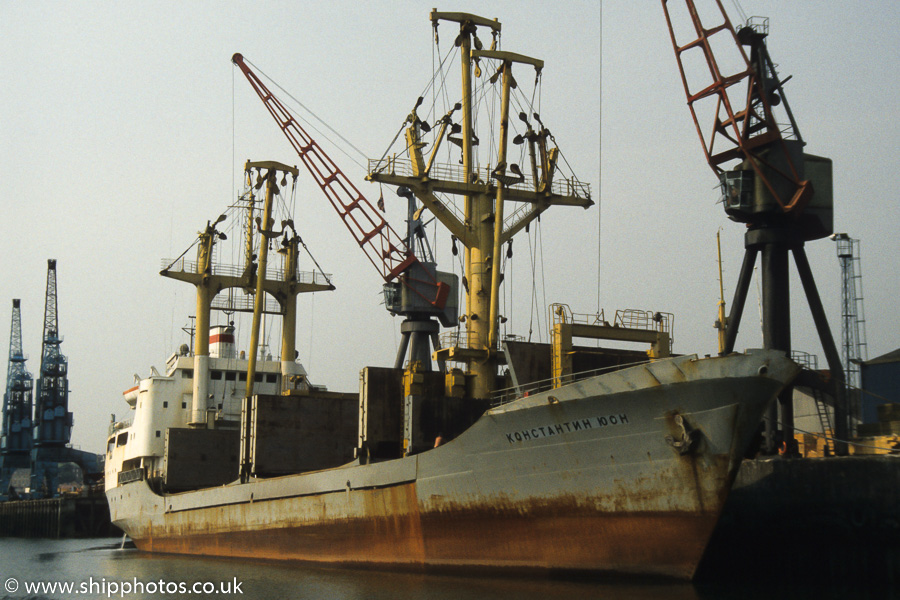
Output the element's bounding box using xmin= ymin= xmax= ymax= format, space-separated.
xmin=28 ymin=260 xmax=103 ymax=498
xmin=30 ymin=259 xmax=75 ymax=497
xmin=0 ymin=299 xmax=35 ymax=500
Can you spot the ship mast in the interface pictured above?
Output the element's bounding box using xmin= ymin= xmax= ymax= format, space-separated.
xmin=458 ymin=11 xmax=496 ymax=399
xmin=160 ymin=160 xmax=332 ymax=428
xmin=244 ymin=160 xmax=298 ymax=399
xmin=368 ymin=11 xmax=593 ymax=399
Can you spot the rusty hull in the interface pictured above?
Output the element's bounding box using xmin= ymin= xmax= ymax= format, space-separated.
xmin=133 ymin=484 xmax=720 ymax=579
xmin=108 ymin=350 xmax=799 ymax=580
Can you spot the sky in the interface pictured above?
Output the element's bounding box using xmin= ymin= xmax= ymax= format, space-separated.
xmin=2 ymin=1 xmax=898 ymax=453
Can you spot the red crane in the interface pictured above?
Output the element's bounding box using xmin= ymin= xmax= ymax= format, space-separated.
xmin=660 ymin=0 xmax=811 ymax=214
xmin=232 ymin=53 xmax=448 ymax=309
xmin=660 ymin=1 xmax=849 ymax=455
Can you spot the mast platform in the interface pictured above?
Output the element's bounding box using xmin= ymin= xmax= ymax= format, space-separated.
xmin=368 ymin=157 xmax=592 ymax=207
xmin=160 ymin=259 xmax=333 ymax=315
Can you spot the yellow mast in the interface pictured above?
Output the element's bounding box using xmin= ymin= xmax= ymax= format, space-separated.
xmin=459 ymin=19 xmax=495 ymax=399
xmin=368 ymin=11 xmax=592 ymax=400
xmin=243 ymin=160 xmax=299 ymax=399
xmin=161 ymin=159 xmax=332 ymax=433
xmin=188 ymin=214 xmax=224 ymax=427
xmin=716 ymin=229 xmax=728 ymax=354
xmin=279 ymin=233 xmax=300 ymax=373
xmin=243 ymin=173 xmax=256 ymax=281
xmin=487 ymin=58 xmax=513 ymax=351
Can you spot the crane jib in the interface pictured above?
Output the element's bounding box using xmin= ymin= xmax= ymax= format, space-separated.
xmin=232 ymin=52 xmax=448 ymax=310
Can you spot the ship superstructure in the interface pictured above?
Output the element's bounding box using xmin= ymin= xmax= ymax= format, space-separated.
xmin=105 ymin=10 xmax=800 ymax=579
xmin=107 ymin=161 xmax=337 ymax=492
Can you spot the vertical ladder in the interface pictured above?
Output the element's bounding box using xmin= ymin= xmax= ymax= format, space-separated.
xmin=812 ymin=388 xmax=833 ymax=455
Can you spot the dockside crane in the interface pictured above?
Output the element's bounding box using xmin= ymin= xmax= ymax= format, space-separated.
xmin=0 ymin=299 xmax=34 ymax=499
xmin=661 ymin=0 xmax=847 ymax=454
xmin=30 ymin=259 xmax=74 ymax=496
xmin=29 ymin=260 xmax=102 ymax=496
xmin=33 ymin=260 xmax=72 ymax=446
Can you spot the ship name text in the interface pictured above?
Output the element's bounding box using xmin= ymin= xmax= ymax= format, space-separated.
xmin=505 ymin=413 xmax=629 ymax=444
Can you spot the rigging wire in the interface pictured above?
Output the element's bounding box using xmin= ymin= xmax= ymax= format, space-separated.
xmin=597 ymin=0 xmax=603 ymax=315
xmin=526 ymin=225 xmax=538 ymax=343
xmin=438 ymin=46 xmax=454 ymax=125
xmin=298 ymin=236 xmax=333 ymax=289
xmin=420 ymin=43 xmax=459 ymax=112
xmin=288 ymin=169 xmax=298 ymax=228
xmin=487 ymin=67 xmax=498 ymax=162
xmin=243 ymin=58 xmax=368 ymax=171
xmin=500 ymin=249 xmax=508 ymax=339
xmin=379 ymin=43 xmax=458 ymax=167
xmin=537 ymin=219 xmax=547 ymax=342
xmin=307 ymin=292 xmax=315 ymax=372
xmin=432 ymin=28 xmax=436 ymax=128
xmin=236 ymin=63 xmax=237 ymax=209
xmin=502 ymin=243 xmax=513 ymax=340
xmin=162 ymin=237 xmax=201 ymax=273
xmin=729 ymin=0 xmax=749 ymax=25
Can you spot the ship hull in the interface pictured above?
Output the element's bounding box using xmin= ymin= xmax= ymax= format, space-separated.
xmin=107 ymin=350 xmax=798 ymax=579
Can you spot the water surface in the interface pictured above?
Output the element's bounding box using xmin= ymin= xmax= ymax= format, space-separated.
xmin=0 ymin=537 xmax=891 ymax=600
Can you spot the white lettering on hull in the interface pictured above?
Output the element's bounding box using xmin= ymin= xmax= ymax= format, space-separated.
xmin=505 ymin=414 xmax=630 ymax=444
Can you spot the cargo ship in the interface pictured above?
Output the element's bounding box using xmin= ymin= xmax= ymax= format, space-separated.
xmin=105 ymin=10 xmax=799 ymax=579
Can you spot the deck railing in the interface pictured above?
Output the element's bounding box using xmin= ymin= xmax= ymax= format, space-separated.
xmin=160 ymin=258 xmax=330 ymax=286
xmin=108 ymin=418 xmax=132 ymax=437
xmin=491 ymin=359 xmax=651 ymax=407
xmin=367 ymin=157 xmax=591 ymax=201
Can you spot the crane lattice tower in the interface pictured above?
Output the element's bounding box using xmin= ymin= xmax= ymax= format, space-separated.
xmin=833 ymin=233 xmax=868 ymax=431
